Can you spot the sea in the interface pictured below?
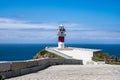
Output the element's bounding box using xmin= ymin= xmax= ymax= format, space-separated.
xmin=0 ymin=44 xmax=120 ymax=61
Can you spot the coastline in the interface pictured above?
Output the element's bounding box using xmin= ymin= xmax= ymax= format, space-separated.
xmin=0 ymin=44 xmax=120 ymax=61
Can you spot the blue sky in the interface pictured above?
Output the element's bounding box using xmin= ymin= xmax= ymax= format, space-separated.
xmin=0 ymin=0 xmax=120 ymax=44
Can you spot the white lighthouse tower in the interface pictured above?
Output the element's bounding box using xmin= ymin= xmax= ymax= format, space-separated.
xmin=57 ymin=24 xmax=66 ymax=48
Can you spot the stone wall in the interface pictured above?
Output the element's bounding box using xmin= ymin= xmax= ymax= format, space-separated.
xmin=0 ymin=58 xmax=83 ymax=79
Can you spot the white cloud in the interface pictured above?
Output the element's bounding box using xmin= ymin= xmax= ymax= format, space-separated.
xmin=0 ymin=18 xmax=91 ymax=31
xmin=0 ymin=18 xmax=25 ymax=23
xmin=0 ymin=18 xmax=57 ymax=29
xmin=0 ymin=17 xmax=120 ymax=44
xmin=66 ymin=30 xmax=120 ymax=44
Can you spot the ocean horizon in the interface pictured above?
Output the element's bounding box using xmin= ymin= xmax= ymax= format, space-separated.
xmin=0 ymin=44 xmax=120 ymax=61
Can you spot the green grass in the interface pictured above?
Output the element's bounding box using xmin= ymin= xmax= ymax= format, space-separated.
xmin=34 ymin=49 xmax=64 ymax=59
xmin=92 ymin=52 xmax=111 ymax=62
xmin=92 ymin=52 xmax=120 ymax=65
xmin=0 ymin=75 xmax=5 ymax=80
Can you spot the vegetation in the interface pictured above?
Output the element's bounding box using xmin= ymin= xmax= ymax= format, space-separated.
xmin=92 ymin=51 xmax=120 ymax=65
xmin=92 ymin=52 xmax=111 ymax=61
xmin=106 ymin=55 xmax=120 ymax=65
xmin=33 ymin=49 xmax=63 ymax=59
xmin=0 ymin=75 xmax=5 ymax=80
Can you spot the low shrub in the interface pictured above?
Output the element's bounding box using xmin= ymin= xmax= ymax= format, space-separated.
xmin=0 ymin=75 xmax=5 ymax=80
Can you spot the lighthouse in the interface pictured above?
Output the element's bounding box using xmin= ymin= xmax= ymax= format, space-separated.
xmin=46 ymin=24 xmax=102 ymax=65
xmin=57 ymin=24 xmax=66 ymax=48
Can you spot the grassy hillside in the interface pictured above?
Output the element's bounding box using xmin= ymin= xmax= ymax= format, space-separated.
xmin=92 ymin=52 xmax=120 ymax=65
xmin=33 ymin=49 xmax=64 ymax=59
xmin=92 ymin=52 xmax=111 ymax=61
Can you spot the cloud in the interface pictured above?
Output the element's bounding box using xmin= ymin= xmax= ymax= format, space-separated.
xmin=0 ymin=18 xmax=91 ymax=31
xmin=0 ymin=17 xmax=120 ymax=44
xmin=0 ymin=18 xmax=25 ymax=23
xmin=0 ymin=18 xmax=60 ymax=43
xmin=0 ymin=18 xmax=57 ymax=30
xmin=66 ymin=30 xmax=120 ymax=44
